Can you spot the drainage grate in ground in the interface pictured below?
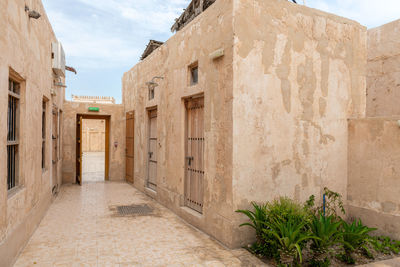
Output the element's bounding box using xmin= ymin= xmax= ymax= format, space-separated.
xmin=116 ymin=204 xmax=153 ymax=216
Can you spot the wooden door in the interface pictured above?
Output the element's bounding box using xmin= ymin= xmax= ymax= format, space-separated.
xmin=76 ymin=115 xmax=82 ymax=185
xmin=147 ymin=109 xmax=157 ymax=191
xmin=185 ymin=97 xmax=204 ymax=213
xmin=126 ymin=111 xmax=134 ymax=183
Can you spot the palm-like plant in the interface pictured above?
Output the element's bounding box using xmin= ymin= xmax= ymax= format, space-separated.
xmin=236 ymin=202 xmax=267 ymax=241
xmin=263 ymin=218 xmax=319 ymax=265
xmin=310 ymin=214 xmax=343 ymax=261
xmin=341 ymin=219 xmax=376 ymax=261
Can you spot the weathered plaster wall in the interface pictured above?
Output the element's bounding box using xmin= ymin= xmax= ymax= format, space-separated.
xmin=348 ymin=118 xmax=400 ymax=239
xmin=62 ymin=102 xmax=125 ymax=183
xmin=232 ymin=0 xmax=367 ymax=246
xmin=123 ymin=0 xmax=235 ymax=247
xmin=367 ymin=20 xmax=400 ymax=117
xmin=0 ymin=0 xmax=65 ymax=265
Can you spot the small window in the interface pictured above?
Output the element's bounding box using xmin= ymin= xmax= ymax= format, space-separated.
xmin=42 ymin=99 xmax=47 ymax=170
xmin=7 ymin=78 xmax=20 ymax=190
xmin=148 ymin=85 xmax=155 ymax=100
xmin=189 ymin=63 xmax=198 ymax=86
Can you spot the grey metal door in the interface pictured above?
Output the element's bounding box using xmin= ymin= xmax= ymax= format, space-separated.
xmin=147 ymin=109 xmax=157 ymax=191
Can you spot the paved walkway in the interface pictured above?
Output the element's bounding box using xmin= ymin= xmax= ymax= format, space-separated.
xmin=82 ymin=152 xmax=105 ymax=182
xmin=14 ymin=182 xmax=265 ymax=267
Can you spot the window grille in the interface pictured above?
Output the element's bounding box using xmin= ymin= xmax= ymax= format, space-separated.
xmin=42 ymin=100 xmax=46 ymax=169
xmin=7 ymin=79 xmax=20 ymax=190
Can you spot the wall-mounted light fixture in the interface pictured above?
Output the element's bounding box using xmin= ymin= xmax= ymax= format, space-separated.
xmin=146 ymin=76 xmax=164 ymax=100
xmin=25 ymin=6 xmax=41 ymax=19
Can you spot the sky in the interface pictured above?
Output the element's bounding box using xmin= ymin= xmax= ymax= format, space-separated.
xmin=42 ymin=0 xmax=400 ymax=104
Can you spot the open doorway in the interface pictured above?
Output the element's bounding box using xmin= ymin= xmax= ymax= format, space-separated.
xmin=82 ymin=119 xmax=105 ymax=182
xmin=76 ymin=115 xmax=110 ymax=184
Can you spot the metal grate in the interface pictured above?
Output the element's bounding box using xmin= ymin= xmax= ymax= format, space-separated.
xmin=116 ymin=204 xmax=153 ymax=216
xmin=7 ymin=78 xmax=20 ymax=190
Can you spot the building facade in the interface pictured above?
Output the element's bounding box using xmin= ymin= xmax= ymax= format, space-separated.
xmin=122 ymin=0 xmax=367 ymax=247
xmin=0 ymin=0 xmax=65 ymax=265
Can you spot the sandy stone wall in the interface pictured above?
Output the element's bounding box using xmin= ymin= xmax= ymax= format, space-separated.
xmin=123 ymin=0 xmax=235 ymax=247
xmin=0 ymin=0 xmax=65 ymax=265
xmin=82 ymin=119 xmax=106 ymax=152
xmin=367 ymin=19 xmax=400 ymax=117
xmin=348 ymin=118 xmax=400 ymax=239
xmin=232 ymin=0 xmax=367 ymax=246
xmin=62 ymin=102 xmax=125 ymax=183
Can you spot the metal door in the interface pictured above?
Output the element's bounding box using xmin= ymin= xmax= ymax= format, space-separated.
xmin=52 ymin=107 xmax=58 ymax=190
xmin=147 ymin=109 xmax=157 ymax=191
xmin=126 ymin=111 xmax=134 ymax=183
xmin=76 ymin=115 xmax=82 ymax=185
xmin=185 ymin=97 xmax=204 ymax=213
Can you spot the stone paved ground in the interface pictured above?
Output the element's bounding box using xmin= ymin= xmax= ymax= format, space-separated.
xmin=82 ymin=152 xmax=105 ymax=182
xmin=361 ymin=258 xmax=400 ymax=267
xmin=14 ymin=182 xmax=266 ymax=267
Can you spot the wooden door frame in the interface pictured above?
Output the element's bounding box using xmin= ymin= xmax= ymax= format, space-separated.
xmin=76 ymin=114 xmax=110 ymax=184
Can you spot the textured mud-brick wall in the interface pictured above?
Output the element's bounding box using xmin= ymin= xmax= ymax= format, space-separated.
xmin=62 ymin=102 xmax=125 ymax=183
xmin=232 ymin=0 xmax=367 ymax=246
xmin=348 ymin=118 xmax=400 ymax=239
xmin=0 ymin=0 xmax=65 ymax=265
xmin=123 ymin=0 xmax=235 ymax=247
xmin=367 ymin=19 xmax=400 ymax=117
xmin=82 ymin=119 xmax=106 ymax=152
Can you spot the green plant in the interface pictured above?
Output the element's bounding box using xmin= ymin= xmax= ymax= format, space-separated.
xmin=305 ymin=188 xmax=346 ymax=219
xmin=340 ymin=219 xmax=377 ymax=263
xmin=322 ymin=187 xmax=346 ymax=217
xmin=266 ymin=197 xmax=311 ymax=225
xmin=236 ymin=202 xmax=267 ymax=241
xmin=263 ymin=218 xmax=319 ymax=265
xmin=309 ymin=214 xmax=343 ymax=263
xmin=369 ymin=236 xmax=400 ymax=255
xmin=310 ymin=257 xmax=331 ymax=267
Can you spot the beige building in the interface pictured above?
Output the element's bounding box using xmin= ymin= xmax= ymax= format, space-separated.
xmin=1 ymin=0 xmax=400 ymax=265
xmin=122 ymin=0 xmax=367 ymax=247
xmin=0 ymin=0 xmax=65 ymax=265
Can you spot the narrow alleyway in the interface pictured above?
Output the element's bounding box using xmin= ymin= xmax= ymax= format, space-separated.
xmin=14 ymin=182 xmax=265 ymax=267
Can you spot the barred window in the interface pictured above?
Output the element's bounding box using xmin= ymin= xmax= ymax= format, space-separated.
xmin=42 ymin=100 xmax=47 ymax=170
xmin=7 ymin=78 xmax=20 ymax=190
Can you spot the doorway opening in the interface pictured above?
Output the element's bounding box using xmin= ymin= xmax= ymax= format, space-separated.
xmin=76 ymin=115 xmax=110 ymax=184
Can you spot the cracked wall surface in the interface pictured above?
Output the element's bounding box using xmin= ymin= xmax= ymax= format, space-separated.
xmin=232 ymin=0 xmax=367 ymax=246
xmin=367 ymin=19 xmax=400 ymax=117
xmin=347 ymin=19 xmax=400 ymax=239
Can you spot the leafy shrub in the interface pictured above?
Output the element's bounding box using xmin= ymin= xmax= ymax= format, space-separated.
xmin=263 ymin=218 xmax=318 ymax=265
xmin=309 ymin=214 xmax=343 ymax=264
xmin=266 ymin=197 xmax=311 ymax=225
